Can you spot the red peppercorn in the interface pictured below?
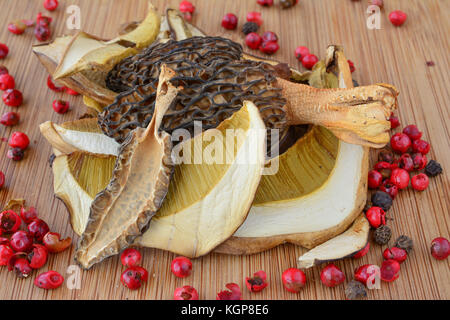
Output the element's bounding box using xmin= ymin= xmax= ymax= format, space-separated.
xmin=389 ymin=10 xmax=407 ymax=26
xmin=302 ymin=54 xmax=319 ymax=70
xmin=64 ymin=87 xmax=80 ymax=95
xmin=247 ymin=11 xmax=263 ymax=26
xmin=42 ymin=232 xmax=72 ymax=253
xmin=257 ymin=0 xmax=274 ymax=6
xmin=365 ymin=206 xmax=386 ymax=228
xmin=221 ymin=13 xmax=238 ymax=30
xmin=27 ymin=219 xmax=50 ymax=242
xmin=9 ymin=131 xmax=30 ymax=150
xmin=383 ymin=247 xmax=407 ymax=264
xmin=389 ymin=113 xmax=400 ymax=129
xmin=0 ymin=237 xmax=9 ymax=245
xmin=8 ymin=21 xmax=27 ymax=35
xmin=216 ymin=283 xmax=242 ymax=300
xmin=0 ymin=244 xmax=14 ymax=266
xmin=0 ymin=74 xmax=15 ymax=91
xmin=0 ymin=44 xmax=9 ymax=59
xmin=412 ymin=139 xmax=430 ymax=155
xmin=120 ymin=248 xmax=142 ymax=267
xmin=1 ymin=111 xmax=20 ymax=126
xmin=320 ymin=264 xmax=345 ymax=287
xmin=7 ymin=147 xmax=24 ymax=161
xmin=390 ymin=168 xmax=410 ymax=189
xmin=348 ymin=60 xmax=356 ymax=73
xmin=47 ymin=75 xmax=64 ymax=92
xmin=20 ymin=206 xmax=38 ymax=224
xmin=29 ymin=244 xmax=48 ymax=269
xmin=0 ymin=171 xmax=4 ymax=189
xmin=10 ymin=231 xmax=33 ymax=252
xmin=8 ymin=255 xmax=32 ymax=278
xmin=354 ymin=264 xmax=379 ymax=286
xmin=2 ymin=89 xmax=23 ymax=107
xmin=245 ymin=270 xmax=268 ymax=292
xmin=294 ymin=46 xmax=310 ymax=61
xmin=411 ymin=173 xmax=429 ymax=191
xmin=179 ymin=1 xmax=195 ymax=13
xmin=174 ymin=285 xmax=199 ymax=300
xmin=353 ymin=242 xmax=370 ymax=259
xmin=36 ymin=13 xmax=52 ymax=27
xmin=369 ymin=0 xmax=384 ymax=9
xmin=43 ymin=0 xmax=59 ymax=11
xmin=245 ymin=32 xmax=262 ymax=50
xmin=35 ymin=271 xmax=64 ymax=289
xmin=380 ymin=259 xmax=400 ymax=282
xmin=120 ymin=266 xmax=148 ymax=290
xmin=368 ymin=170 xmax=383 ymax=189
xmin=171 ymin=256 xmax=192 ymax=278
xmin=430 ymin=237 xmax=449 ymax=260
xmin=0 ymin=210 xmax=22 ymax=233
xmin=52 ymin=100 xmax=70 ymax=114
xmin=398 ymin=153 xmax=414 ymax=172
xmin=379 ymin=180 xmax=399 ymax=199
xmin=259 ymin=41 xmax=279 ymax=55
xmin=21 ymin=19 xmax=35 ymax=28
xmin=34 ymin=24 xmax=51 ymax=42
xmin=0 ymin=65 xmax=8 ymax=76
xmin=262 ymin=31 xmax=278 ymax=43
xmin=281 ymin=268 xmax=306 ymax=293
xmin=403 ymin=125 xmax=422 ymax=141
xmin=374 ymin=161 xmax=392 ymax=179
xmin=390 ymin=133 xmax=411 ymax=153
xmin=411 ymin=153 xmax=427 ymax=170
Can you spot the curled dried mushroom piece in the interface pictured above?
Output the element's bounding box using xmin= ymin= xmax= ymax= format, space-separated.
xmin=75 ymin=65 xmax=180 ymax=269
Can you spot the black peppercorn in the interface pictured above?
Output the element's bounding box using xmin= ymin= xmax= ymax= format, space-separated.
xmin=371 ymin=191 xmax=392 ymax=212
xmin=425 ymin=160 xmax=443 ymax=177
xmin=394 ymin=235 xmax=413 ymax=253
xmin=242 ymin=22 xmax=259 ymax=35
xmin=345 ymin=280 xmax=367 ymax=300
xmin=374 ymin=225 xmax=391 ymax=245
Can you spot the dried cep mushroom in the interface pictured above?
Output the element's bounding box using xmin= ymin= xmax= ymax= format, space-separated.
xmin=75 ymin=65 xmax=180 ymax=269
xmin=102 ymin=36 xmax=398 ymax=148
xmin=135 ymin=100 xmax=267 ymax=257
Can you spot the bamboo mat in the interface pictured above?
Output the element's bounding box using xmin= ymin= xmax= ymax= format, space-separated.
xmin=0 ymin=0 xmax=448 ymax=300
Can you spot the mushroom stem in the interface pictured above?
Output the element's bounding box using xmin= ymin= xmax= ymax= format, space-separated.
xmin=277 ymin=79 xmax=398 ymax=148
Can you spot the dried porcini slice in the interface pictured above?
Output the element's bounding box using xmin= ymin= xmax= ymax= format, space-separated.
xmin=135 ymin=100 xmax=267 ymax=257
xmin=102 ymin=36 xmax=398 ymax=148
xmin=75 ymin=65 xmax=180 ymax=269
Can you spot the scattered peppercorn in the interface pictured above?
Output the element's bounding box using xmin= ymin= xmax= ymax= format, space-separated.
xmin=345 ymin=280 xmax=367 ymax=300
xmin=374 ymin=225 xmax=392 ymax=245
xmin=245 ymin=32 xmax=262 ymax=50
xmin=7 ymin=147 xmax=24 ymax=161
xmin=426 ymin=61 xmax=435 ymax=67
xmin=280 ymin=0 xmax=298 ymax=9
xmin=247 ymin=11 xmax=263 ymax=26
xmin=371 ymin=191 xmax=392 ymax=211
xmin=394 ymin=235 xmax=413 ymax=253
xmin=424 ymin=160 xmax=442 ymax=177
xmin=242 ymin=22 xmax=259 ymax=35
xmin=302 ymin=54 xmax=319 ymax=70
xmin=8 ymin=20 xmax=27 ymax=35
xmin=43 ymin=0 xmax=59 ymax=11
xmin=389 ymin=113 xmax=400 ymax=129
xmin=257 ymin=0 xmax=274 ymax=6
xmin=2 ymin=89 xmax=23 ymax=107
xmin=411 ymin=173 xmax=429 ymax=191
xmin=0 ymin=65 xmax=8 ymax=76
xmin=259 ymin=41 xmax=279 ymax=55
xmin=389 ymin=10 xmax=407 ymax=27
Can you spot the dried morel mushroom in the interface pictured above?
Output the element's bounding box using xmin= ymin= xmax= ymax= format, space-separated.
xmin=101 ymin=36 xmax=399 ymax=149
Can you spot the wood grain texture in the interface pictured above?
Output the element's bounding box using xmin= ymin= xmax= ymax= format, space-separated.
xmin=0 ymin=0 xmax=448 ymax=300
